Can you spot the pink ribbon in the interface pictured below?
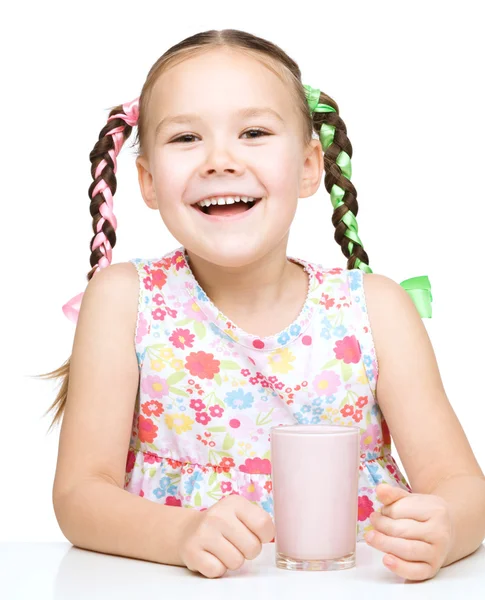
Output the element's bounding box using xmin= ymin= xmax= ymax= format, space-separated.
xmin=62 ymin=98 xmax=140 ymax=325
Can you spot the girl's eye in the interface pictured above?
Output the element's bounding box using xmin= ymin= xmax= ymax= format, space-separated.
xmin=170 ymin=128 xmax=270 ymax=144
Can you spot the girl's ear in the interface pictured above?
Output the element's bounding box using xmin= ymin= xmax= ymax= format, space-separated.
xmin=299 ymin=138 xmax=324 ymax=199
xmin=136 ymin=155 xmax=157 ymax=209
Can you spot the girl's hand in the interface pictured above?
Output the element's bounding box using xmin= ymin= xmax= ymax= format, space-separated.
xmin=179 ymin=494 xmax=275 ymax=579
xmin=364 ymin=483 xmax=453 ymax=581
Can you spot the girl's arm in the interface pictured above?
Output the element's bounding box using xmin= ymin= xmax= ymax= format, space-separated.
xmin=52 ymin=263 xmax=197 ymax=565
xmin=363 ymin=273 xmax=485 ymax=565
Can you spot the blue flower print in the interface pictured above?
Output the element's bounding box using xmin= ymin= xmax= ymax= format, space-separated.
xmin=348 ymin=270 xmax=360 ymax=291
xmin=364 ymin=354 xmax=372 ymax=367
xmin=301 ymin=405 xmax=311 ymax=413
xmin=195 ymin=285 xmax=209 ymax=302
xmin=209 ymin=322 xmax=235 ymax=343
xmin=289 ymin=323 xmax=301 ymax=337
xmin=311 ymin=416 xmax=320 ymax=424
xmin=325 ymin=394 xmax=337 ymax=405
xmin=312 ymin=407 xmax=323 ymax=416
xmin=277 ymin=331 xmax=290 ymax=345
xmin=321 ymin=316 xmax=332 ymax=329
xmin=225 ymin=388 xmax=254 ymax=410
xmin=184 ymin=471 xmax=204 ymax=495
xmin=320 ymin=328 xmax=331 ymax=340
xmin=367 ymin=463 xmax=383 ymax=484
xmin=334 ymin=324 xmax=347 ymax=337
xmin=312 ymin=397 xmax=323 ymax=407
xmin=295 ymin=412 xmax=309 ymax=425
xmin=262 ymin=496 xmax=274 ymax=515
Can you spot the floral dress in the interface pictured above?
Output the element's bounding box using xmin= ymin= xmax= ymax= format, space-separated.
xmin=125 ymin=246 xmax=411 ymax=541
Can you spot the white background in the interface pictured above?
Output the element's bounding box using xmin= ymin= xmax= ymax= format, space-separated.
xmin=2 ymin=0 xmax=484 ymax=541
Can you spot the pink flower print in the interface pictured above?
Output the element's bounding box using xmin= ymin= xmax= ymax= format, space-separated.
xmin=361 ymin=424 xmax=380 ymax=451
xmin=152 ymin=307 xmax=167 ymax=321
xmin=190 ymin=399 xmax=206 ymax=412
xmin=143 ymin=275 xmax=154 ymax=291
xmin=228 ymin=414 xmax=255 ymax=439
xmin=196 ymin=412 xmax=211 ymax=426
xmin=221 ymin=481 xmax=233 ymax=494
xmin=240 ymin=481 xmax=264 ymax=502
xmin=240 ymin=458 xmax=272 ymax=474
xmin=313 ymin=370 xmax=341 ymax=397
xmin=334 ymin=335 xmax=362 ymax=364
xmin=183 ymin=298 xmax=207 ymax=322
xmin=153 ymin=292 xmax=164 ymax=306
xmin=136 ymin=312 xmax=149 ymax=344
xmin=340 ymin=404 xmax=354 ymax=417
xmin=209 ymin=405 xmax=224 ymax=418
xmin=358 ymin=495 xmax=374 ymax=521
xmin=143 ymin=453 xmax=162 ymax=465
xmin=141 ymin=375 xmax=169 ymax=399
xmin=170 ymin=327 xmax=195 ymax=350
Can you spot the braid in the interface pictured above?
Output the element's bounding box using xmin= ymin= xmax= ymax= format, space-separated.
xmin=304 ymin=86 xmax=372 ymax=274
xmin=86 ymin=107 xmax=135 ymax=282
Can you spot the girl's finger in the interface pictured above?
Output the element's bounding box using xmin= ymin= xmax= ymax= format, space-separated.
xmin=379 ymin=495 xmax=435 ymax=521
xmin=203 ymin=535 xmax=246 ymax=571
xmin=370 ymin=512 xmax=431 ymax=543
xmin=382 ymin=553 xmax=436 ymax=581
xmin=365 ymin=529 xmax=435 ymax=564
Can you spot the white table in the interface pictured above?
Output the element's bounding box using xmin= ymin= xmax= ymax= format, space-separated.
xmin=1 ymin=541 xmax=484 ymax=599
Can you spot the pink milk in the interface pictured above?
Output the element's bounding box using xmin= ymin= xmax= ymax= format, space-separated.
xmin=270 ymin=424 xmax=360 ymax=571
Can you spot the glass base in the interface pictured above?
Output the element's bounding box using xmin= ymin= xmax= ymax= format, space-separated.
xmin=276 ymin=550 xmax=355 ymax=571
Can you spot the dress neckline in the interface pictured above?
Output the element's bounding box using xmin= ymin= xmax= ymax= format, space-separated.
xmin=175 ymin=246 xmax=323 ymax=352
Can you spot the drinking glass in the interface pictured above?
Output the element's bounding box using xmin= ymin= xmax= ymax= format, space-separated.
xmin=270 ymin=424 xmax=360 ymax=571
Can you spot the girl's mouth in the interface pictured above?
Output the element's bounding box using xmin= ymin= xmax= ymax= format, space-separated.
xmin=192 ymin=197 xmax=263 ymax=222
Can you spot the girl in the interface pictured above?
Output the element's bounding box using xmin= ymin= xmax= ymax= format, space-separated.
xmin=38 ymin=29 xmax=485 ymax=581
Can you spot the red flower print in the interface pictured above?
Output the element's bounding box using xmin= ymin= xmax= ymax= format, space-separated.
xmin=196 ymin=412 xmax=211 ymax=426
xmin=358 ymin=495 xmax=374 ymax=521
xmin=356 ymin=396 xmax=368 ymax=409
xmin=138 ymin=414 xmax=158 ymax=443
xmin=221 ymin=482 xmax=233 ymax=494
xmin=220 ymin=457 xmax=235 ymax=471
xmin=320 ymin=293 xmax=335 ymax=310
xmin=209 ymin=405 xmax=224 ymax=418
xmin=353 ymin=409 xmax=363 ymax=423
xmin=125 ymin=449 xmax=136 ymax=473
xmin=143 ymin=276 xmax=153 ymax=291
xmin=170 ymin=327 xmax=195 ymax=349
xmin=240 ymin=457 xmax=272 ymax=475
xmin=139 ymin=490 xmax=145 ymax=497
xmin=172 ymin=250 xmax=186 ymax=270
xmin=241 ymin=369 xmax=251 ymax=377
xmin=166 ymin=458 xmax=182 ymax=469
xmin=142 ymin=400 xmax=164 ymax=417
xmin=334 ymin=335 xmax=362 ymax=364
xmin=165 ymin=496 xmax=182 ymax=507
xmin=264 ymin=481 xmax=273 ymax=493
xmin=340 ymin=404 xmax=354 ymax=417
xmin=153 ymin=293 xmax=164 ymax=306
xmin=185 ymin=351 xmax=221 ymax=379
xmin=151 ymin=269 xmax=167 ymax=289
xmin=382 ymin=418 xmax=391 ymax=445
xmin=190 ymin=399 xmax=206 ymax=412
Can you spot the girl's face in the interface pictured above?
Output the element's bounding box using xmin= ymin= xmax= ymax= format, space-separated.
xmin=136 ymin=48 xmax=322 ymax=267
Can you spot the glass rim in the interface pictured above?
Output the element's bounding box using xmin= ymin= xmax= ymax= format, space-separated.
xmin=270 ymin=424 xmax=360 ymax=436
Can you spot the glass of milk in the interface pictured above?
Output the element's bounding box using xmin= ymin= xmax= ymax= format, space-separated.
xmin=270 ymin=424 xmax=360 ymax=571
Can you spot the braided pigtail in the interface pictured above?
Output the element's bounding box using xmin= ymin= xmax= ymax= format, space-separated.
xmin=303 ymin=85 xmax=432 ymax=318
xmin=35 ymin=99 xmax=139 ymax=432
xmin=304 ymin=85 xmax=371 ymax=273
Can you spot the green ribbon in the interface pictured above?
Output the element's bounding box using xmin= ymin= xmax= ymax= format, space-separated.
xmin=303 ymin=84 xmax=433 ymax=319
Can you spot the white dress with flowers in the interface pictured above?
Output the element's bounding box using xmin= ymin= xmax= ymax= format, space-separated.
xmin=124 ymin=246 xmax=411 ymax=541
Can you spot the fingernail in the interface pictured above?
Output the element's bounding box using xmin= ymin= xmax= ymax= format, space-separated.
xmin=384 ymin=556 xmax=395 ymax=567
